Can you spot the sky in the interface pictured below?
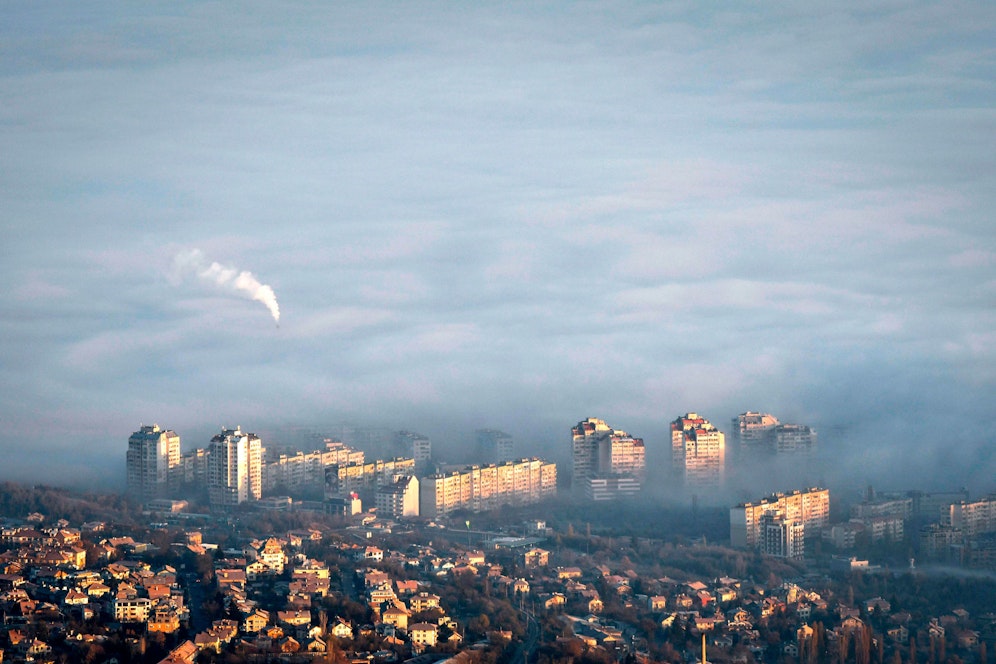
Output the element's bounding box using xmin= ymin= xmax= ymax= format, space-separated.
xmin=2 ymin=2 xmax=994 ymax=495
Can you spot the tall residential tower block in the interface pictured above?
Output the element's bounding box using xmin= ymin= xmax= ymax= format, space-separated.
xmin=730 ymin=487 xmax=830 ymax=549
xmin=731 ymin=411 xmax=817 ymax=456
xmin=671 ymin=413 xmax=725 ymax=492
xmin=208 ymin=426 xmax=264 ymax=509
xmin=571 ymin=417 xmax=646 ymax=500
xmin=476 ymin=429 xmax=514 ymax=463
xmin=126 ymin=424 xmax=181 ymax=502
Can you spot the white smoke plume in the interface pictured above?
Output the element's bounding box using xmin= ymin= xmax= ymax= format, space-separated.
xmin=173 ymin=249 xmax=280 ymax=323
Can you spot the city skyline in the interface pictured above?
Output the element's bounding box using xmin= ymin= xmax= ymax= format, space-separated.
xmin=2 ymin=3 xmax=994 ymax=493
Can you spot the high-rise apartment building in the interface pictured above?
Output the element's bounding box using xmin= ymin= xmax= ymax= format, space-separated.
xmin=262 ymin=440 xmax=364 ymax=493
xmin=179 ymin=448 xmax=210 ymax=485
xmin=732 ymin=412 xmax=817 ymax=457
xmin=126 ymin=424 xmax=181 ymax=502
xmin=850 ymin=497 xmax=912 ymax=521
xmin=773 ymin=424 xmax=818 ymax=455
xmin=730 ymin=487 xmax=830 ymax=548
xmin=732 ymin=412 xmax=779 ymax=451
xmin=208 ymin=426 xmax=264 ymax=509
xmin=947 ymin=497 xmax=996 ymax=537
xmin=571 ymin=418 xmax=646 ymax=500
xmin=671 ymin=413 xmax=725 ymax=491
xmin=572 ymin=418 xmax=610 ymax=485
xmin=324 ymin=457 xmax=417 ymax=499
xmin=335 ymin=425 xmax=395 ymax=458
xmin=919 ymin=524 xmax=963 ymax=560
xmin=476 ymin=429 xmax=514 ymax=463
xmin=597 ymin=431 xmax=645 ymax=478
xmin=586 ymin=476 xmax=642 ymax=501
xmin=420 ymin=458 xmax=557 ymax=518
xmin=396 ymin=431 xmax=432 ymax=471
xmin=908 ymin=489 xmax=970 ymax=523
xmin=760 ymin=511 xmax=805 ymax=559
xmin=376 ymin=475 xmax=420 ymax=519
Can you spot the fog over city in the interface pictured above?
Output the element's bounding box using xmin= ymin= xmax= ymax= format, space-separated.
xmin=2 ymin=3 xmax=994 ymax=495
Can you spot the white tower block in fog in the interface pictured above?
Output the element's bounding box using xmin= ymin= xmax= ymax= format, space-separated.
xmin=208 ymin=426 xmax=264 ymax=509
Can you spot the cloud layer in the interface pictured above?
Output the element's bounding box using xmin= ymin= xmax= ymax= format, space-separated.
xmin=1 ymin=2 xmax=994 ymax=493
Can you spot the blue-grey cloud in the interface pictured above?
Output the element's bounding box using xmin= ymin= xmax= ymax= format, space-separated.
xmin=0 ymin=1 xmax=994 ymax=493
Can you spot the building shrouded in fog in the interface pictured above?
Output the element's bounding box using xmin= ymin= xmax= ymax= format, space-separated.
xmin=730 ymin=487 xmax=830 ymax=549
xmin=732 ymin=412 xmax=779 ymax=451
xmin=476 ymin=429 xmax=514 ymax=463
xmin=420 ymin=458 xmax=556 ymax=517
xmin=126 ymin=424 xmax=181 ymax=502
xmin=396 ymin=431 xmax=432 ymax=472
xmin=671 ymin=413 xmax=725 ymax=492
xmin=262 ymin=440 xmax=363 ymax=493
xmin=571 ymin=417 xmax=646 ymax=500
xmin=208 ymin=426 xmax=264 ymax=509
xmin=773 ymin=423 xmax=817 ymax=455
xmin=324 ymin=457 xmax=416 ymax=501
xmin=947 ymin=496 xmax=996 ymax=537
xmin=732 ymin=412 xmax=817 ymax=457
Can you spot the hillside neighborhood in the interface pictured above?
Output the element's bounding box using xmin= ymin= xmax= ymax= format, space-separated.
xmin=0 ymin=489 xmax=994 ymax=664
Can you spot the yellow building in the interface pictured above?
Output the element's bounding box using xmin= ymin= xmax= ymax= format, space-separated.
xmin=420 ymin=458 xmax=556 ymax=517
xmin=409 ymin=623 xmax=438 ymax=648
xmin=731 ymin=487 xmax=830 ymax=548
xmin=243 ymin=609 xmax=270 ymax=633
xmin=147 ymin=601 xmax=182 ymax=634
xmin=408 ymin=592 xmax=441 ymax=613
xmin=947 ymin=497 xmax=996 ymax=536
xmin=324 ymin=458 xmax=416 ymax=497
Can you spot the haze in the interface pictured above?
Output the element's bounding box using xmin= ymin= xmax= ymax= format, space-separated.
xmin=2 ymin=2 xmax=994 ymax=494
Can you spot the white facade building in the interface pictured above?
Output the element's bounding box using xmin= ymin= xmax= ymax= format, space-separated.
xmin=376 ymin=475 xmax=420 ymax=518
xmin=476 ymin=429 xmax=514 ymax=463
xmin=208 ymin=426 xmax=264 ymax=509
xmin=760 ymin=511 xmax=805 ymax=558
xmin=126 ymin=424 xmax=181 ymax=502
